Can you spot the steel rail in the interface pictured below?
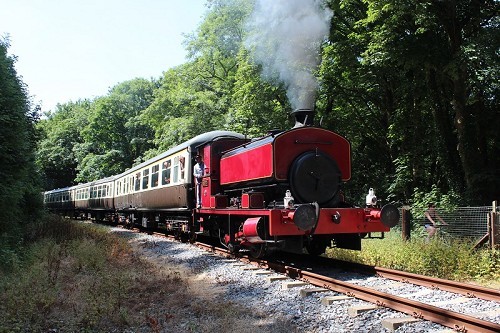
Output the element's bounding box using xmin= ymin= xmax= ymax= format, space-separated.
xmin=194 ymin=243 xmax=500 ymax=333
xmin=293 ymin=269 xmax=500 ymax=333
xmin=372 ymin=266 xmax=499 ymax=302
xmin=324 ymin=259 xmax=500 ymax=302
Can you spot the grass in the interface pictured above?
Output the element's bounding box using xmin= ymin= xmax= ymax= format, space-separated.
xmin=326 ymin=230 xmax=500 ymax=288
xmin=2 ymin=217 xmax=497 ymax=332
xmin=0 ymin=216 xmax=297 ymax=333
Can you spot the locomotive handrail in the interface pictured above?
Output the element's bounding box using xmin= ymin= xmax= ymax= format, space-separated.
xmin=294 ymin=139 xmax=332 ymax=145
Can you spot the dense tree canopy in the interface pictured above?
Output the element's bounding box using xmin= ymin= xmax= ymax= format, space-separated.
xmin=34 ymin=0 xmax=499 ymax=206
xmin=318 ymin=0 xmax=499 ymax=204
xmin=0 ymin=38 xmax=42 ymax=258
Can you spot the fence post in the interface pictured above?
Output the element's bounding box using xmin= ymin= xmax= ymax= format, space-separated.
xmin=490 ymin=201 xmax=498 ymax=249
xmin=401 ymin=205 xmax=411 ymax=241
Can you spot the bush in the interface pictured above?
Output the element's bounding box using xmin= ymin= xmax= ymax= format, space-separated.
xmin=326 ymin=231 xmax=500 ymax=286
xmin=0 ymin=218 xmax=298 ymax=332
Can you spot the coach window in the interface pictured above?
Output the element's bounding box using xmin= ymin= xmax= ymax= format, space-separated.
xmin=151 ymin=165 xmax=159 ymax=188
xmin=135 ymin=173 xmax=141 ymax=191
xmin=162 ymin=160 xmax=171 ymax=185
xmin=142 ymin=169 xmax=149 ymax=190
xmin=173 ymin=156 xmax=180 ymax=183
xmin=179 ymin=156 xmax=185 ymax=180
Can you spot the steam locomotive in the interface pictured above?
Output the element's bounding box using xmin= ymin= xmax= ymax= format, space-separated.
xmin=44 ymin=109 xmax=399 ymax=257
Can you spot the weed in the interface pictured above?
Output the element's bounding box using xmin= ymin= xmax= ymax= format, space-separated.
xmin=1 ymin=218 xmax=298 ymax=332
xmin=326 ymin=231 xmax=500 ymax=286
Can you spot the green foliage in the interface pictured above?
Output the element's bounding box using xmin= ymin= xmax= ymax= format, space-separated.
xmin=319 ymin=0 xmax=499 ymax=205
xmin=36 ymin=100 xmax=91 ymax=188
xmin=410 ymin=185 xmax=462 ymax=218
xmin=0 ymin=37 xmax=43 ymax=264
xmin=327 ymin=231 xmax=499 ymax=284
xmin=228 ymin=48 xmax=290 ymax=136
xmin=75 ymin=79 xmax=156 ymax=181
xmin=0 ymin=218 xmax=298 ymax=332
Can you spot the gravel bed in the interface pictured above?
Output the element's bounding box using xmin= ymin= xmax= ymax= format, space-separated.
xmin=116 ymin=229 xmax=499 ymax=332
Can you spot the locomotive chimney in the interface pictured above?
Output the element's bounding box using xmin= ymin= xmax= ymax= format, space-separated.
xmin=291 ymin=108 xmax=315 ymax=128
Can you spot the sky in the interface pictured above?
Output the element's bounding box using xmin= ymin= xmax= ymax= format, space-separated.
xmin=0 ymin=0 xmax=208 ymax=112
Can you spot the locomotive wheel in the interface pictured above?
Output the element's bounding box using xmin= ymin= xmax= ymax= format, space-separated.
xmin=305 ymin=240 xmax=328 ymax=256
xmin=249 ymin=244 xmax=266 ymax=258
xmin=189 ymin=232 xmax=197 ymax=243
xmin=289 ymin=151 xmax=341 ymax=205
xmin=179 ymin=232 xmax=189 ymax=243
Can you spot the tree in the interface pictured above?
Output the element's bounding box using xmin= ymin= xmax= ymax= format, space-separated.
xmin=228 ymin=48 xmax=290 ymax=136
xmin=36 ymin=100 xmax=91 ymax=188
xmin=141 ymin=0 xmax=256 ymax=154
xmin=74 ymin=78 xmax=156 ymax=181
xmin=319 ymin=0 xmax=499 ymax=205
xmin=0 ymin=37 xmax=42 ymax=262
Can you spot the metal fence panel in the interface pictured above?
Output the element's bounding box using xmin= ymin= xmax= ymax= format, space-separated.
xmin=406 ymin=206 xmax=494 ymax=240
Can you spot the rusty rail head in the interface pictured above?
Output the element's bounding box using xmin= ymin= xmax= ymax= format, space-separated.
xmin=292 ymin=269 xmax=500 ymax=333
xmin=191 ymin=240 xmax=500 ymax=333
xmin=325 ymin=258 xmax=500 ymax=303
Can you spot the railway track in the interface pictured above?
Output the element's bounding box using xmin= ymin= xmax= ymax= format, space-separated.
xmin=116 ymin=226 xmax=500 ymax=332
xmin=193 ymin=241 xmax=500 ymax=333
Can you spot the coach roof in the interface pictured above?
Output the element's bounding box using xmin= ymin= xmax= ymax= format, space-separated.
xmin=114 ymin=130 xmax=245 ymax=178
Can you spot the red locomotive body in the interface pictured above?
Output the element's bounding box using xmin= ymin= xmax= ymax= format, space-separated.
xmin=220 ymin=126 xmax=351 ymax=186
xmin=193 ymin=112 xmax=399 ymax=256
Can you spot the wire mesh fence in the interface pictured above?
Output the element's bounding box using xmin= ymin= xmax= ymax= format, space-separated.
xmin=401 ymin=206 xmax=498 ymax=245
xmin=423 ymin=206 xmax=492 ymax=238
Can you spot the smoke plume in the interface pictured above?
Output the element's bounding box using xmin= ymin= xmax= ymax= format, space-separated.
xmin=244 ymin=0 xmax=332 ymax=110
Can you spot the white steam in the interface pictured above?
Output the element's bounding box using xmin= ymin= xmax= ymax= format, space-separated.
xmin=244 ymin=0 xmax=332 ymax=110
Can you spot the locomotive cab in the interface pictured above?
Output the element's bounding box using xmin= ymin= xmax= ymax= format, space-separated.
xmin=218 ymin=125 xmax=351 ymax=209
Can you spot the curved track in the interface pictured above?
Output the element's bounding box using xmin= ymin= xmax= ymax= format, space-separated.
xmin=194 ymin=241 xmax=500 ymax=333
